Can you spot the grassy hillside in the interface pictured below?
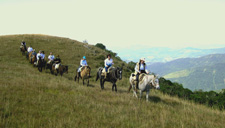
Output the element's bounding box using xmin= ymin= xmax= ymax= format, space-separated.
xmin=150 ymin=54 xmax=225 ymax=91
xmin=1 ymin=34 xmax=225 ymax=127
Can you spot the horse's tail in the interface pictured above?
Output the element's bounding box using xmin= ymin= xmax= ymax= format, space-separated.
xmin=96 ymin=72 xmax=99 ymax=81
xmin=96 ymin=67 xmax=102 ymax=81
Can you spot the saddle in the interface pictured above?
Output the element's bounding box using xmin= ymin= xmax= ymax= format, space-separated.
xmin=131 ymin=73 xmax=147 ymax=85
xmin=101 ymin=67 xmax=113 ymax=76
xmin=80 ymin=66 xmax=85 ymax=72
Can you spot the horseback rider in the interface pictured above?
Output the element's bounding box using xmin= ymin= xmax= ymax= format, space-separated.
xmin=27 ymin=46 xmax=33 ymax=53
xmin=134 ymin=57 xmax=149 ymax=89
xmin=32 ymin=49 xmax=37 ymax=56
xmin=36 ymin=50 xmax=44 ymax=62
xmin=104 ymin=54 xmax=114 ymax=78
xmin=53 ymin=55 xmax=61 ymax=72
xmin=77 ymin=56 xmax=88 ymax=76
xmin=41 ymin=51 xmax=45 ymax=61
xmin=47 ymin=52 xmax=55 ymax=64
xmin=26 ymin=46 xmax=33 ymax=57
xmin=20 ymin=41 xmax=27 ymax=50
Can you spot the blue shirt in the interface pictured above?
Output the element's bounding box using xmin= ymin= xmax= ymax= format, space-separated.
xmin=80 ymin=59 xmax=88 ymax=66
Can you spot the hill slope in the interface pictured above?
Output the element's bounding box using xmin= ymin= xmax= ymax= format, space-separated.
xmin=149 ymin=54 xmax=225 ymax=91
xmin=1 ymin=34 xmax=225 ymax=127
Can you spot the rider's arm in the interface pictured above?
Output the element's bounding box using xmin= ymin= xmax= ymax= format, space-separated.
xmin=104 ymin=59 xmax=107 ymax=67
xmin=84 ymin=60 xmax=88 ymax=66
xmin=135 ymin=64 xmax=139 ymax=73
xmin=48 ymin=55 xmax=51 ymax=60
xmin=111 ymin=59 xmax=114 ymax=65
xmin=80 ymin=60 xmax=83 ymax=66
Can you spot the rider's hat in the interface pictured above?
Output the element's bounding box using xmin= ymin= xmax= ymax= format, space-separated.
xmin=140 ymin=57 xmax=145 ymax=61
xmin=83 ymin=56 xmax=86 ymax=59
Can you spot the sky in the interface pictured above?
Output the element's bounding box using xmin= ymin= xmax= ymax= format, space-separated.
xmin=1 ymin=0 xmax=225 ymax=52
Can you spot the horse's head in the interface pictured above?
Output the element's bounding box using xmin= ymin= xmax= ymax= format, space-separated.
xmin=116 ymin=67 xmax=123 ymax=80
xmin=150 ymin=75 xmax=160 ymax=90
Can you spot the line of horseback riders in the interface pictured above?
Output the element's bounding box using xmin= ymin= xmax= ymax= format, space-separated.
xmin=20 ymin=41 xmax=68 ymax=75
xmin=20 ymin=40 xmax=160 ymax=101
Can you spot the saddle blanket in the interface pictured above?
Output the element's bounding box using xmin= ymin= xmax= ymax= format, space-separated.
xmin=55 ymin=64 xmax=60 ymax=69
xmin=101 ymin=67 xmax=113 ymax=76
xmin=131 ymin=73 xmax=146 ymax=85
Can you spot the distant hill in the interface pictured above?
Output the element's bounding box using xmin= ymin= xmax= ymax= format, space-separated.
xmin=117 ymin=47 xmax=225 ymax=63
xmin=149 ymin=54 xmax=225 ymax=91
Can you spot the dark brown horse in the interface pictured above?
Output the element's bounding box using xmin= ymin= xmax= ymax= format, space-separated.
xmin=37 ymin=57 xmax=45 ymax=72
xmin=20 ymin=45 xmax=26 ymax=55
xmin=30 ymin=54 xmax=37 ymax=65
xmin=46 ymin=61 xmax=53 ymax=72
xmin=51 ymin=64 xmax=68 ymax=76
xmin=75 ymin=66 xmax=91 ymax=86
xmin=96 ymin=67 xmax=122 ymax=92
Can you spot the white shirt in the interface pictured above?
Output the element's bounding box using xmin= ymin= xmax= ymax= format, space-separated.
xmin=135 ymin=63 xmax=149 ymax=73
xmin=48 ymin=55 xmax=55 ymax=61
xmin=27 ymin=47 xmax=33 ymax=53
xmin=42 ymin=54 xmax=45 ymax=59
xmin=104 ymin=58 xmax=113 ymax=67
xmin=80 ymin=59 xmax=88 ymax=66
xmin=21 ymin=42 xmax=26 ymax=46
xmin=37 ymin=53 xmax=44 ymax=60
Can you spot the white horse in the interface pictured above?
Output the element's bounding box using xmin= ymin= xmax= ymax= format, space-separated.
xmin=129 ymin=74 xmax=160 ymax=101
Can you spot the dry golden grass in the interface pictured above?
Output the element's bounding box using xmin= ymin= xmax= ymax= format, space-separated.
xmin=0 ymin=34 xmax=225 ymax=128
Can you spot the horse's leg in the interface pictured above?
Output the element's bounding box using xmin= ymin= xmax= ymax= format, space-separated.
xmin=115 ymin=83 xmax=117 ymax=92
xmin=133 ymin=85 xmax=138 ymax=98
xmin=51 ymin=69 xmax=54 ymax=74
xmin=55 ymin=69 xmax=57 ymax=76
xmin=87 ymin=79 xmax=89 ymax=86
xmin=100 ymin=78 xmax=103 ymax=89
xmin=112 ymin=83 xmax=117 ymax=92
xmin=146 ymin=89 xmax=150 ymax=102
xmin=112 ymin=82 xmax=114 ymax=91
xmin=83 ymin=78 xmax=85 ymax=85
xmin=101 ymin=79 xmax=105 ymax=89
xmin=139 ymin=90 xmax=142 ymax=99
xmin=96 ymin=72 xmax=99 ymax=81
xmin=102 ymin=80 xmax=105 ymax=89
xmin=128 ymin=84 xmax=132 ymax=93
xmin=74 ymin=75 xmax=77 ymax=81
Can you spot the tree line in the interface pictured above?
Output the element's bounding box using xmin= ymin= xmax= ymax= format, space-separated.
xmin=159 ymin=77 xmax=225 ymax=110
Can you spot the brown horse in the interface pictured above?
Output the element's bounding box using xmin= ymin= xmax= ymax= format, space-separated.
xmin=29 ymin=53 xmax=37 ymax=65
xmin=20 ymin=45 xmax=26 ymax=55
xmin=74 ymin=66 xmax=91 ymax=86
xmin=28 ymin=52 xmax=32 ymax=61
xmin=51 ymin=64 xmax=68 ymax=76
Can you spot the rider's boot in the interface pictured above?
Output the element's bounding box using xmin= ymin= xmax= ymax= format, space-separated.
xmin=78 ymin=72 xmax=81 ymax=77
xmin=136 ymin=80 xmax=139 ymax=90
xmin=104 ymin=72 xmax=107 ymax=79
